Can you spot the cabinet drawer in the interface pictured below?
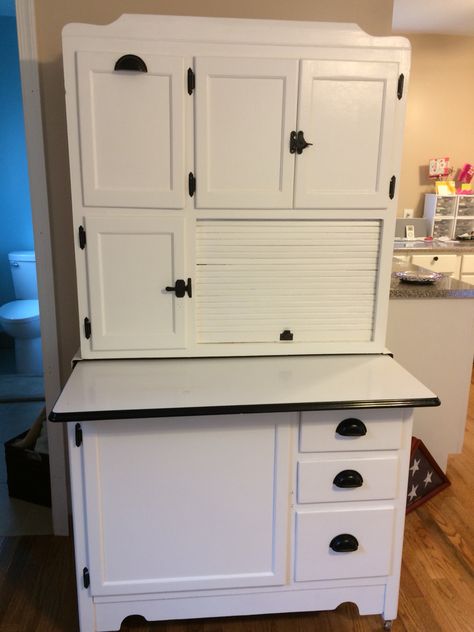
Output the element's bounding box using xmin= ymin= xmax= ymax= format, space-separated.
xmin=461 ymin=254 xmax=474 ymax=274
xmin=411 ymin=254 xmax=460 ymax=274
xmin=299 ymin=410 xmax=403 ymax=452
xmin=294 ymin=506 xmax=395 ymax=581
xmin=297 ymin=453 xmax=399 ymax=503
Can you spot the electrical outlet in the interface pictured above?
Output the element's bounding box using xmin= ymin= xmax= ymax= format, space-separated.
xmin=403 ymin=208 xmax=414 ymax=218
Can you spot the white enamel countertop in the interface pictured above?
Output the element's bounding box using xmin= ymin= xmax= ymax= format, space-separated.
xmin=50 ymin=354 xmax=439 ymax=422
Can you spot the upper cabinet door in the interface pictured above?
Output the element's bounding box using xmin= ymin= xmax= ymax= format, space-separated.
xmin=76 ymin=52 xmax=185 ymax=209
xmin=294 ymin=60 xmax=399 ymax=209
xmin=84 ymin=215 xmax=187 ymax=351
xmin=195 ymin=57 xmax=298 ymax=209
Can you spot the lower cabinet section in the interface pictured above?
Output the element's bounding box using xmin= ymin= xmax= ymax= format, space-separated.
xmin=68 ymin=409 xmax=413 ymax=631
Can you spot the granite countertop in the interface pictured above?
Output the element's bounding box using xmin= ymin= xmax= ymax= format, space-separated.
xmin=390 ymin=259 xmax=474 ymax=299
xmin=394 ymin=239 xmax=474 ymax=254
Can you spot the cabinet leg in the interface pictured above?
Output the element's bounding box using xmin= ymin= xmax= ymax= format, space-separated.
xmin=383 ymin=620 xmax=393 ymax=631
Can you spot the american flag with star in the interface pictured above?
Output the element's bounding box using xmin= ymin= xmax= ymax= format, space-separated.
xmin=406 ymin=437 xmax=450 ymax=513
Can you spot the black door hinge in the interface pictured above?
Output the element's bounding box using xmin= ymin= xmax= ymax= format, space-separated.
xmin=79 ymin=226 xmax=86 ymax=249
xmin=397 ymin=73 xmax=404 ymax=100
xmin=75 ymin=423 xmax=83 ymax=447
xmin=83 ymin=567 xmax=90 ymax=589
xmin=188 ymin=172 xmax=196 ymax=197
xmin=187 ymin=68 xmax=195 ymax=95
xmin=389 ymin=175 xmax=396 ymax=199
xmin=84 ymin=317 xmax=92 ymax=339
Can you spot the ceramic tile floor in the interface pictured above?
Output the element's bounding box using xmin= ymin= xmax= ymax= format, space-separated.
xmin=0 ymin=348 xmax=52 ymax=535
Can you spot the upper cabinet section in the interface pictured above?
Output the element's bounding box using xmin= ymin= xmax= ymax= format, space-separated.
xmin=294 ymin=60 xmax=398 ymax=209
xmin=75 ymin=52 xmax=186 ymax=209
xmin=195 ymin=57 xmax=298 ymax=209
xmin=62 ymin=16 xmax=410 ymax=358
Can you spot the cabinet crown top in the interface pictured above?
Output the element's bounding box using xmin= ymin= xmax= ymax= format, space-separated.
xmin=62 ymin=14 xmax=411 ymax=51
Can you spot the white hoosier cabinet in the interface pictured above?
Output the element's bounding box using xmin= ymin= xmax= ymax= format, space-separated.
xmin=51 ymin=14 xmax=440 ymax=632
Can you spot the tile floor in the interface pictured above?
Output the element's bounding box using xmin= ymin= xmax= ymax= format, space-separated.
xmin=0 ymin=348 xmax=52 ymax=536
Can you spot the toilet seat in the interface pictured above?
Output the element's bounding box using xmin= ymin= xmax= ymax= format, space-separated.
xmin=0 ymin=299 xmax=39 ymax=323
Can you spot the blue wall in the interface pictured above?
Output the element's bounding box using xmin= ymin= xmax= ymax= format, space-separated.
xmin=0 ymin=16 xmax=34 ymax=306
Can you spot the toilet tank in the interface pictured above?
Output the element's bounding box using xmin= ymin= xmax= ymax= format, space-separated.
xmin=9 ymin=251 xmax=38 ymax=299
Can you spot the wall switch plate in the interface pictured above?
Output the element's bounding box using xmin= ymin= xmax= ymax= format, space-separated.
xmin=403 ymin=208 xmax=414 ymax=218
xmin=405 ymin=225 xmax=415 ymax=239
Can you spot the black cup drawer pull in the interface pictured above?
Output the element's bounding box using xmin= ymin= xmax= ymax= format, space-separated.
xmin=114 ymin=54 xmax=148 ymax=73
xmin=329 ymin=533 xmax=359 ymax=553
xmin=335 ymin=418 xmax=367 ymax=437
xmin=165 ymin=278 xmax=192 ymax=298
xmin=333 ymin=469 xmax=364 ymax=488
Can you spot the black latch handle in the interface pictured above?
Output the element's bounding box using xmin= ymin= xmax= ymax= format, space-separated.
xmin=165 ymin=278 xmax=192 ymax=298
xmin=290 ymin=130 xmax=313 ymax=154
xmin=335 ymin=418 xmax=367 ymax=437
xmin=333 ymin=469 xmax=364 ymax=488
xmin=329 ymin=534 xmax=359 ymax=553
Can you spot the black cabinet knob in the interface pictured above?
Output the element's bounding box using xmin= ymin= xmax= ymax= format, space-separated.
xmin=329 ymin=533 xmax=359 ymax=553
xmin=333 ymin=469 xmax=364 ymax=488
xmin=433 ymin=256 xmax=439 ymax=262
xmin=335 ymin=418 xmax=367 ymax=437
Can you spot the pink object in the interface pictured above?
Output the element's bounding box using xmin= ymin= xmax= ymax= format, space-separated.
xmin=458 ymin=163 xmax=474 ymax=184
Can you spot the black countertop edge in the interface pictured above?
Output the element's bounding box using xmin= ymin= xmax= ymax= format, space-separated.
xmin=48 ymin=396 xmax=441 ymax=423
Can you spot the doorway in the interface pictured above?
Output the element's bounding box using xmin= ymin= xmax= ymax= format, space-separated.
xmin=0 ymin=0 xmax=67 ymax=536
xmin=0 ymin=3 xmax=52 ymax=535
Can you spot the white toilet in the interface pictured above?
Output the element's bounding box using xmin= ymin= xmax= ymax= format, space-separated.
xmin=0 ymin=251 xmax=42 ymax=375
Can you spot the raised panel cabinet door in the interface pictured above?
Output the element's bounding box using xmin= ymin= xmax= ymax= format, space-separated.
xmin=80 ymin=415 xmax=291 ymax=596
xmin=76 ymin=52 xmax=185 ymax=209
xmin=195 ymin=57 xmax=298 ymax=208
xmin=84 ymin=215 xmax=187 ymax=351
xmin=294 ymin=60 xmax=399 ymax=209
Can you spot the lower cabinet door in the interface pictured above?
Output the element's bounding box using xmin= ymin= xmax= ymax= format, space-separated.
xmin=294 ymin=505 xmax=395 ymax=581
xmin=80 ymin=415 xmax=291 ymax=596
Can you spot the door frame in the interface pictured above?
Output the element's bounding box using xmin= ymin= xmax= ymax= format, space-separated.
xmin=15 ymin=0 xmax=68 ymax=535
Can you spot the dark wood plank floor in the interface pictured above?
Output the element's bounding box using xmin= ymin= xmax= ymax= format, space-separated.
xmin=1 ymin=380 xmax=473 ymax=632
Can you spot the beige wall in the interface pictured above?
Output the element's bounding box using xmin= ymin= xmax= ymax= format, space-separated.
xmin=33 ymin=0 xmax=394 ymax=379
xmin=398 ymin=34 xmax=474 ymax=217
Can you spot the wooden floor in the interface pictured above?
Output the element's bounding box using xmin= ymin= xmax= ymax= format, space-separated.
xmin=1 ymin=384 xmax=474 ymax=632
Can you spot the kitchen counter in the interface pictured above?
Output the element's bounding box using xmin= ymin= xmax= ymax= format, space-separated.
xmin=390 ymin=259 xmax=474 ymax=299
xmin=387 ymin=258 xmax=474 ymax=472
xmin=394 ymin=239 xmax=474 ymax=254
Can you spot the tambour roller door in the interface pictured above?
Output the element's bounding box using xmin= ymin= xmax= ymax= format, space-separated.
xmin=195 ymin=220 xmax=381 ymax=344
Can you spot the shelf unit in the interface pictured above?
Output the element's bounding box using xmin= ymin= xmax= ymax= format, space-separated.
xmin=424 ymin=193 xmax=474 ymax=239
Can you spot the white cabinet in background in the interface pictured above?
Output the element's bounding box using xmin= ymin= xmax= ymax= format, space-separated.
xmin=460 ymin=254 xmax=474 ymax=285
xmin=410 ymin=253 xmax=462 ymax=279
